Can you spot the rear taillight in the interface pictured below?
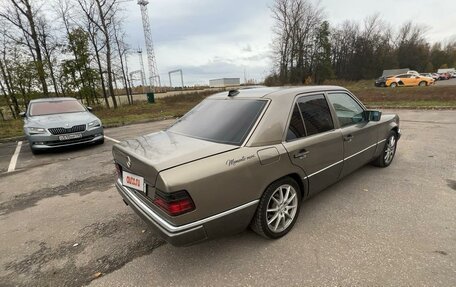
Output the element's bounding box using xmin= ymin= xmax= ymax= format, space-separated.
xmin=115 ymin=163 xmax=122 ymax=178
xmin=153 ymin=190 xmax=195 ymax=216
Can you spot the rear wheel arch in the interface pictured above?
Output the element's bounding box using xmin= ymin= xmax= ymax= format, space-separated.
xmin=264 ymin=173 xmax=306 ymax=200
xmin=287 ymin=173 xmax=306 ymax=199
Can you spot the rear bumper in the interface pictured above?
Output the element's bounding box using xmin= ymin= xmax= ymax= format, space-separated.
xmin=115 ymin=179 xmax=258 ymax=246
xmin=27 ymin=127 xmax=104 ymax=150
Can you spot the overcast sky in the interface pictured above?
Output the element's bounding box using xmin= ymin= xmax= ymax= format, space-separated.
xmin=120 ymin=0 xmax=456 ymax=86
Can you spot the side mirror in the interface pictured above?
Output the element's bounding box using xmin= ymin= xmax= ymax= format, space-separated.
xmin=365 ymin=110 xmax=382 ymax=122
xmin=19 ymin=112 xmax=26 ymax=118
xmin=87 ymin=107 xmax=93 ymax=112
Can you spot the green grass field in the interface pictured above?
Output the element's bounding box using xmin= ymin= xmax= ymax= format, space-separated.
xmin=1 ymin=84 xmax=455 ymax=140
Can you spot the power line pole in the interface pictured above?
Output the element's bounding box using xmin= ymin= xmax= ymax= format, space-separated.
xmin=137 ymin=48 xmax=146 ymax=87
xmin=137 ymin=0 xmax=160 ymax=92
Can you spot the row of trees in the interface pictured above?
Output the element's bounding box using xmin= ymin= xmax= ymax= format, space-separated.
xmin=0 ymin=0 xmax=135 ymax=119
xmin=266 ymin=0 xmax=456 ymax=85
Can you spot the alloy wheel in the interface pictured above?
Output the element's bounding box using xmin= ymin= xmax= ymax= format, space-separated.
xmin=266 ymin=184 xmax=298 ymax=233
xmin=384 ymin=136 xmax=396 ymax=164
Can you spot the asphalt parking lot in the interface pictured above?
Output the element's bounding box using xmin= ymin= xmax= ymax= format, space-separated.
xmin=0 ymin=110 xmax=455 ymax=286
xmin=435 ymin=78 xmax=456 ymax=86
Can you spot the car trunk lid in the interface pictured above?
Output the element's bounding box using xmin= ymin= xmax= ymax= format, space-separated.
xmin=112 ymin=131 xmax=238 ymax=187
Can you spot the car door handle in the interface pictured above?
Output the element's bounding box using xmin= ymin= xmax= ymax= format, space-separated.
xmin=344 ymin=134 xmax=354 ymax=142
xmin=294 ymin=149 xmax=310 ymax=159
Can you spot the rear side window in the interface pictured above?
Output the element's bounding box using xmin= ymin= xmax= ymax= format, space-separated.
xmin=286 ymin=104 xmax=306 ymax=141
xmin=297 ymin=95 xmax=333 ymax=136
xmin=397 ymin=74 xmax=411 ymax=78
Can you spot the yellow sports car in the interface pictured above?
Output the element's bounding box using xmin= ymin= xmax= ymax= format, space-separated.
xmin=385 ymin=74 xmax=434 ymax=88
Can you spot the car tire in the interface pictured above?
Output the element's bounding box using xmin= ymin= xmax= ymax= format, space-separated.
xmin=372 ymin=131 xmax=398 ymax=168
xmin=419 ymin=81 xmax=427 ymax=87
xmin=390 ymin=82 xmax=397 ymax=88
xmin=251 ymin=177 xmax=302 ymax=239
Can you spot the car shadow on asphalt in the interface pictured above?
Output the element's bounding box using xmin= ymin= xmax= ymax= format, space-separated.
xmin=27 ymin=141 xmax=106 ymax=156
xmin=154 ymin=164 xmax=384 ymax=255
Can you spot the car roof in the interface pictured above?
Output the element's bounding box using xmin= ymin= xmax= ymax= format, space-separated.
xmin=29 ymin=97 xmax=78 ymax=103
xmin=206 ymin=86 xmax=352 ymax=147
xmin=208 ymin=86 xmax=348 ymax=100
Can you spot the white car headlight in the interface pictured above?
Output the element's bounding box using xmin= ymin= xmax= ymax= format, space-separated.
xmin=28 ymin=127 xmax=46 ymax=134
xmin=88 ymin=120 xmax=101 ymax=129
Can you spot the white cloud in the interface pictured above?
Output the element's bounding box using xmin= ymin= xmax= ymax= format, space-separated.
xmin=121 ymin=0 xmax=456 ymax=86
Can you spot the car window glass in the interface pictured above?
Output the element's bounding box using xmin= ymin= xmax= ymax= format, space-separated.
xmin=327 ymin=93 xmax=365 ymax=127
xmin=286 ymin=104 xmax=306 ymax=141
xmin=297 ymin=95 xmax=333 ymax=136
xmin=398 ymin=74 xmax=410 ymax=78
xmin=29 ymin=100 xmax=86 ymax=116
xmin=168 ymin=99 xmax=266 ymax=146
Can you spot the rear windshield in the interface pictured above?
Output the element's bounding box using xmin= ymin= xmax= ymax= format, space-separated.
xmin=29 ymin=100 xmax=86 ymax=116
xmin=168 ymin=99 xmax=267 ymax=145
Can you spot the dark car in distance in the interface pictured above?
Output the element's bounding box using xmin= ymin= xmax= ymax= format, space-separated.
xmin=375 ymin=76 xmax=387 ymax=87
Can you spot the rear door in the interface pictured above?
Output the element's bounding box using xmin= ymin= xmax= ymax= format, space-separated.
xmin=282 ymin=94 xmax=344 ymax=197
xmin=326 ymin=92 xmax=378 ymax=177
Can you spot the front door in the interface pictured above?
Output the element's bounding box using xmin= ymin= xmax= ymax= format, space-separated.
xmin=283 ymin=94 xmax=344 ymax=197
xmin=326 ymin=92 xmax=379 ymax=177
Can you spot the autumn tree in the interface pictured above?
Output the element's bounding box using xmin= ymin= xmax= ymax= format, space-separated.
xmin=0 ymin=0 xmax=49 ymax=96
xmin=313 ymin=21 xmax=333 ymax=84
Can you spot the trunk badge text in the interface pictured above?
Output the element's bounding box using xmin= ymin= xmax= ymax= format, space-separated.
xmin=126 ymin=156 xmax=132 ymax=168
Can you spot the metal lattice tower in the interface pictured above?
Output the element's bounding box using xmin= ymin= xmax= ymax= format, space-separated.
xmin=137 ymin=0 xmax=160 ymax=90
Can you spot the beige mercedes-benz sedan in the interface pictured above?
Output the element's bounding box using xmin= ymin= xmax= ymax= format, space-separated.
xmin=113 ymin=86 xmax=400 ymax=246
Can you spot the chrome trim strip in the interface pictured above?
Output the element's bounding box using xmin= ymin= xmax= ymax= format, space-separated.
xmin=117 ymin=179 xmax=259 ymax=234
xmin=344 ymin=142 xmax=377 ymax=161
xmin=306 ymin=159 xmax=343 ymax=178
xmin=304 ymin=139 xmax=386 ymax=179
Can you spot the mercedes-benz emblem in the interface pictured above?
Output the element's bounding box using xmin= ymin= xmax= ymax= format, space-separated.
xmin=126 ymin=156 xmax=131 ymax=168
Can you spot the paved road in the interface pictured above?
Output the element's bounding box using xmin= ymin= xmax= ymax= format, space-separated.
xmin=435 ymin=78 xmax=456 ymax=86
xmin=0 ymin=110 xmax=455 ymax=286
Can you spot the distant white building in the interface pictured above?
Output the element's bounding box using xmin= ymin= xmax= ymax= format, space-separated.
xmin=437 ymin=68 xmax=455 ymax=73
xmin=209 ymin=78 xmax=240 ymax=88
